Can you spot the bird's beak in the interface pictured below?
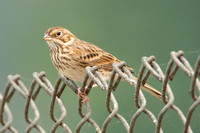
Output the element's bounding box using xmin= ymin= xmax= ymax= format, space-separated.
xmin=43 ymin=33 xmax=53 ymax=41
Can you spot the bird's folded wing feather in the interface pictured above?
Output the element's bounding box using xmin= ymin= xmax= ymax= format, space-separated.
xmin=72 ymin=40 xmax=123 ymax=71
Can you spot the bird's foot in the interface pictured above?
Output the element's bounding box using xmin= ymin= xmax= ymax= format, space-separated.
xmin=78 ymin=88 xmax=89 ymax=102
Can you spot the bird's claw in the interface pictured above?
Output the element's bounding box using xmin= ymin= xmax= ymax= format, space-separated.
xmin=78 ymin=88 xmax=89 ymax=102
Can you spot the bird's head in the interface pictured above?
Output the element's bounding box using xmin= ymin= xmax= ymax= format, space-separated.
xmin=43 ymin=27 xmax=76 ymax=48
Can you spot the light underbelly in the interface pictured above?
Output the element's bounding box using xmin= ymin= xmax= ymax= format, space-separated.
xmin=59 ymin=68 xmax=86 ymax=82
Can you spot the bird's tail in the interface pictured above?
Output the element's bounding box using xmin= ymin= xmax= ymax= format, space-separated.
xmin=114 ymin=65 xmax=162 ymax=100
xmin=132 ymin=76 xmax=162 ymax=100
xmin=140 ymin=83 xmax=162 ymax=100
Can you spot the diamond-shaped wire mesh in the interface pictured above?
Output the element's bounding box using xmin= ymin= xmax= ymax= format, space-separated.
xmin=0 ymin=50 xmax=199 ymax=133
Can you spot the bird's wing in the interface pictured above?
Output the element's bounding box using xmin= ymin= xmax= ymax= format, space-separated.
xmin=72 ymin=40 xmax=134 ymax=73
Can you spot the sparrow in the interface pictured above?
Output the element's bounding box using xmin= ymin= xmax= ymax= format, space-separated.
xmin=43 ymin=26 xmax=162 ymax=100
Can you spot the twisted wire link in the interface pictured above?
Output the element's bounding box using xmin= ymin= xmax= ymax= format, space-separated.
xmin=0 ymin=74 xmax=44 ymax=133
xmin=157 ymin=50 xmax=193 ymax=133
xmin=184 ymin=56 xmax=200 ymax=133
xmin=32 ymin=72 xmax=72 ymax=133
xmin=76 ymin=66 xmax=101 ymax=133
xmin=82 ymin=66 xmax=129 ymax=133
xmin=0 ymin=50 xmax=199 ymax=133
xmin=0 ymin=93 xmax=17 ymax=133
xmin=59 ymin=74 xmax=100 ymax=133
xmin=126 ymin=56 xmax=163 ymax=133
xmin=140 ymin=56 xmax=177 ymax=133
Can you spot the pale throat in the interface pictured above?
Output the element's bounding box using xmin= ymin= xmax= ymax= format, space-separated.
xmin=47 ymin=41 xmax=57 ymax=50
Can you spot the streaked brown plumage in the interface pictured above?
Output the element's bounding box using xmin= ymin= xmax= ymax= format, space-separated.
xmin=43 ymin=26 xmax=162 ymax=100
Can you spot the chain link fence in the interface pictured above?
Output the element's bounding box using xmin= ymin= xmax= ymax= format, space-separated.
xmin=0 ymin=50 xmax=199 ymax=133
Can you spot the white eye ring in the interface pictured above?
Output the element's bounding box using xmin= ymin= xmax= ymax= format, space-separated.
xmin=56 ymin=31 xmax=62 ymax=36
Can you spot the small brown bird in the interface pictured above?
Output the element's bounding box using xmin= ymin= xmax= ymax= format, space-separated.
xmin=43 ymin=27 xmax=162 ymax=100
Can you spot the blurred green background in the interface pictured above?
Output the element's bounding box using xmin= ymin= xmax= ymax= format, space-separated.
xmin=0 ymin=0 xmax=200 ymax=132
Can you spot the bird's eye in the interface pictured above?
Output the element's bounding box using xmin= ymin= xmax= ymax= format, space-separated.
xmin=56 ymin=31 xmax=62 ymax=36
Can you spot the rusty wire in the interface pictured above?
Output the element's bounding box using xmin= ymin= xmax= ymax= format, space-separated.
xmin=0 ymin=50 xmax=199 ymax=133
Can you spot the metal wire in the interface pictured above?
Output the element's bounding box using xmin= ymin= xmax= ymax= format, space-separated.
xmin=0 ymin=50 xmax=199 ymax=133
